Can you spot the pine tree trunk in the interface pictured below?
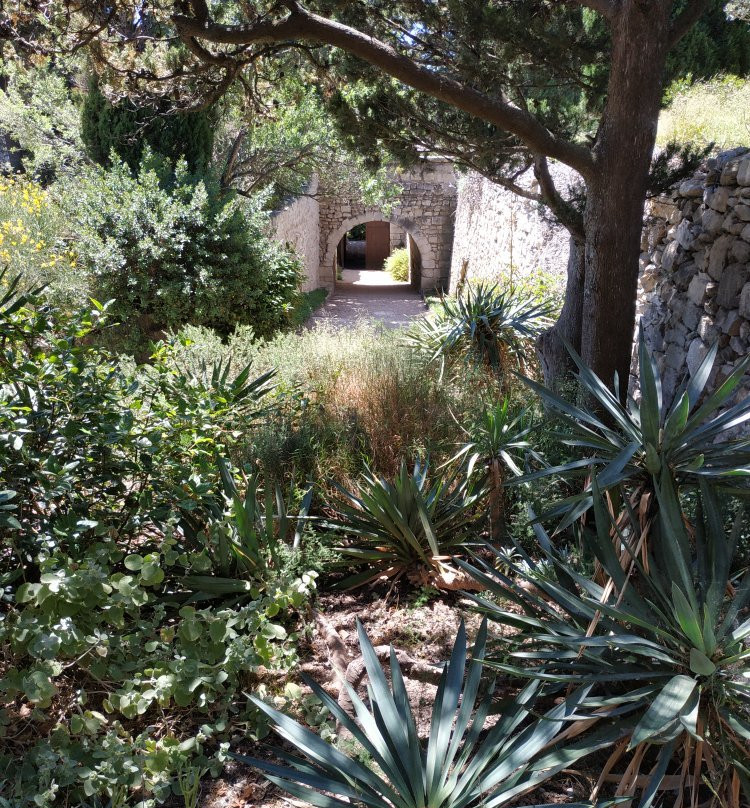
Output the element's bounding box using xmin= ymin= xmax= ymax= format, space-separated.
xmin=580 ymin=1 xmax=672 ymax=397
xmin=536 ymin=235 xmax=585 ymax=387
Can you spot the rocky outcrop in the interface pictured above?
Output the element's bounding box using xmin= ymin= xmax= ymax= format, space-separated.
xmin=636 ymin=148 xmax=750 ymax=405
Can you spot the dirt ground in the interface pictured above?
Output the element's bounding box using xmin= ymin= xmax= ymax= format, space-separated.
xmin=309 ymin=270 xmax=427 ymax=329
xmin=198 ymin=584 xmax=592 ymax=808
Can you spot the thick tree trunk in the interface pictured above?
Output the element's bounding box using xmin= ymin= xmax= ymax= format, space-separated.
xmin=536 ymin=235 xmax=585 ymax=387
xmin=580 ymin=1 xmax=672 ymax=397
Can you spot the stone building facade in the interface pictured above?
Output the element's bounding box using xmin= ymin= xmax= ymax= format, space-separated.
xmin=637 ymin=148 xmax=750 ymax=405
xmin=271 ymin=159 xmax=457 ymax=293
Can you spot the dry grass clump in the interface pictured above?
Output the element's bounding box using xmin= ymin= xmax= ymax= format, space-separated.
xmin=657 ymin=75 xmax=750 ymax=149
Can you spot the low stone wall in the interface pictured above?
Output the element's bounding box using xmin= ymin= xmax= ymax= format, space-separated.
xmin=637 ymin=148 xmax=750 ymax=405
xmin=448 ymin=167 xmax=574 ymax=295
xmin=270 ymin=176 xmax=321 ymax=292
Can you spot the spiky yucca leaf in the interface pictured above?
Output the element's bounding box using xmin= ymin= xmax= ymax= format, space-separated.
xmin=514 ymin=331 xmax=750 ymax=530
xmin=406 ymin=283 xmax=554 ymax=374
xmin=325 ymin=458 xmax=484 ymax=588
xmin=239 ymin=619 xmax=609 ymax=808
xmin=459 ymin=481 xmax=750 ymax=807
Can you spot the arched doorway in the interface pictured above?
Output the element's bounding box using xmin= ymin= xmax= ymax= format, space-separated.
xmin=327 ymin=214 xmax=429 ymax=291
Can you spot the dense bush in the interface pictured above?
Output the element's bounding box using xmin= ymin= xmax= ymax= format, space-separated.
xmin=0 ymin=280 xmax=316 ymax=806
xmin=71 ymin=153 xmax=303 ymax=353
xmin=325 ymin=458 xmax=485 ymax=588
xmin=384 ymin=247 xmax=409 ymax=281
xmin=0 ymin=176 xmax=86 ymax=306
xmin=462 ymin=481 xmax=750 ymax=805
xmin=407 ymin=283 xmax=554 ymax=376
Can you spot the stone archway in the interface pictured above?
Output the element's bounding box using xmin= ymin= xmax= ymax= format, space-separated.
xmin=271 ymin=158 xmax=457 ymax=294
xmin=323 ymin=212 xmax=434 ymax=291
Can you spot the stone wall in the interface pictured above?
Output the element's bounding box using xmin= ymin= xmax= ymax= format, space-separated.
xmin=448 ymin=167 xmax=575 ymax=294
xmin=270 ymin=176 xmax=320 ymax=292
xmin=637 ymin=148 xmax=750 ymax=405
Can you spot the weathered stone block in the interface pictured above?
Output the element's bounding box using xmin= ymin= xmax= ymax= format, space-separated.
xmin=708 ymin=234 xmax=733 ymax=280
xmin=686 ymin=338 xmax=709 ymax=376
xmin=731 ymin=239 xmax=750 ymax=265
xmin=679 ymin=178 xmax=705 ymax=198
xmin=688 ymin=273 xmax=711 ymax=306
xmin=724 ymin=310 xmax=742 ymax=337
xmin=661 ymin=240 xmax=681 ymax=271
xmin=735 ymin=204 xmax=750 ymax=223
xmin=738 ymin=155 xmax=750 ymax=186
xmin=740 ymin=283 xmax=750 ymax=320
xmin=717 ymin=263 xmax=747 ymax=308
xmin=705 ymin=186 xmax=730 ymax=213
xmin=701 ymin=208 xmax=725 ymax=236
xmin=742 ymin=224 xmax=750 ymax=243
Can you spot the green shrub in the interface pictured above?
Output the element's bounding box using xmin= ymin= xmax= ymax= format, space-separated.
xmin=515 ymin=332 xmax=750 ymax=531
xmin=406 ymin=283 xmax=554 ymax=376
xmin=241 ymin=619 xmax=605 ymax=808
xmin=70 ymin=152 xmax=302 ymax=354
xmin=0 ymin=279 xmax=317 ymax=805
xmin=384 ymin=246 xmax=409 ymax=281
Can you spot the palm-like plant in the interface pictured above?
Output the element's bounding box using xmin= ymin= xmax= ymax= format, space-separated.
xmin=179 ymin=458 xmax=313 ymax=595
xmin=449 ymin=398 xmax=541 ymax=543
xmin=406 ymin=283 xmax=554 ymax=375
xmin=517 ymin=332 xmax=750 ymax=531
xmin=239 ymin=619 xmax=604 ymax=808
xmin=460 ymin=481 xmax=750 ymax=807
xmin=325 ymin=458 xmax=484 ymax=589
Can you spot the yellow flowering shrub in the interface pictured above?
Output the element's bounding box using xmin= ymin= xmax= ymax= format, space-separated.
xmin=0 ymin=176 xmax=84 ymax=301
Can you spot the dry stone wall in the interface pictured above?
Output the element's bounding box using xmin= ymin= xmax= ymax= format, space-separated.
xmin=637 ymin=148 xmax=750 ymax=405
xmin=270 ymin=176 xmax=321 ymax=292
xmin=448 ymin=167 xmax=575 ymax=294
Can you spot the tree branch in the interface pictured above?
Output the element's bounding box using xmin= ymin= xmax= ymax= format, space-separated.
xmin=172 ymin=2 xmax=595 ymax=179
xmin=669 ymin=0 xmax=711 ymax=47
xmin=533 ymin=154 xmax=585 ymax=239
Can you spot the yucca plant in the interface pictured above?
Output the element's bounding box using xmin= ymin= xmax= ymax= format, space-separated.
xmin=179 ymin=457 xmax=313 ymax=596
xmin=325 ymin=458 xmax=485 ymax=589
xmin=516 ymin=332 xmax=750 ymax=532
xmin=448 ymin=398 xmax=540 ymax=543
xmin=460 ymin=480 xmax=750 ymax=807
xmin=406 ymin=283 xmax=554 ymax=376
xmin=239 ymin=618 xmax=606 ymax=808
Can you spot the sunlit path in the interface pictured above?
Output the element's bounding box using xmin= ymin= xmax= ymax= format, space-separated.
xmin=309 ymin=269 xmax=427 ymax=328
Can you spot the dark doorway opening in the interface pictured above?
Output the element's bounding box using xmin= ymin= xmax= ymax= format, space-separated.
xmin=337 ymin=221 xmax=392 ymax=270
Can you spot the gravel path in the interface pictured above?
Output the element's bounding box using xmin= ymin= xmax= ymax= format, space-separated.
xmin=310 ymin=269 xmax=427 ymax=328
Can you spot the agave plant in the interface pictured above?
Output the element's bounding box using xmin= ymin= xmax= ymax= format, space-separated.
xmin=179 ymin=457 xmax=313 ymax=596
xmin=515 ymin=331 xmax=750 ymax=531
xmin=460 ymin=480 xmax=750 ymax=807
xmin=239 ymin=619 xmax=604 ymax=808
xmin=325 ymin=458 xmax=485 ymax=589
xmin=448 ymin=398 xmax=541 ymax=543
xmin=406 ymin=283 xmax=554 ymax=375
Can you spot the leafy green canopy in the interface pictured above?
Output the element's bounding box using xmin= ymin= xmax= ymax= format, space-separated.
xmin=71 ymin=150 xmax=302 ymax=353
xmin=80 ymin=78 xmax=215 ymax=173
xmin=312 ymin=0 xmax=748 ymax=213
